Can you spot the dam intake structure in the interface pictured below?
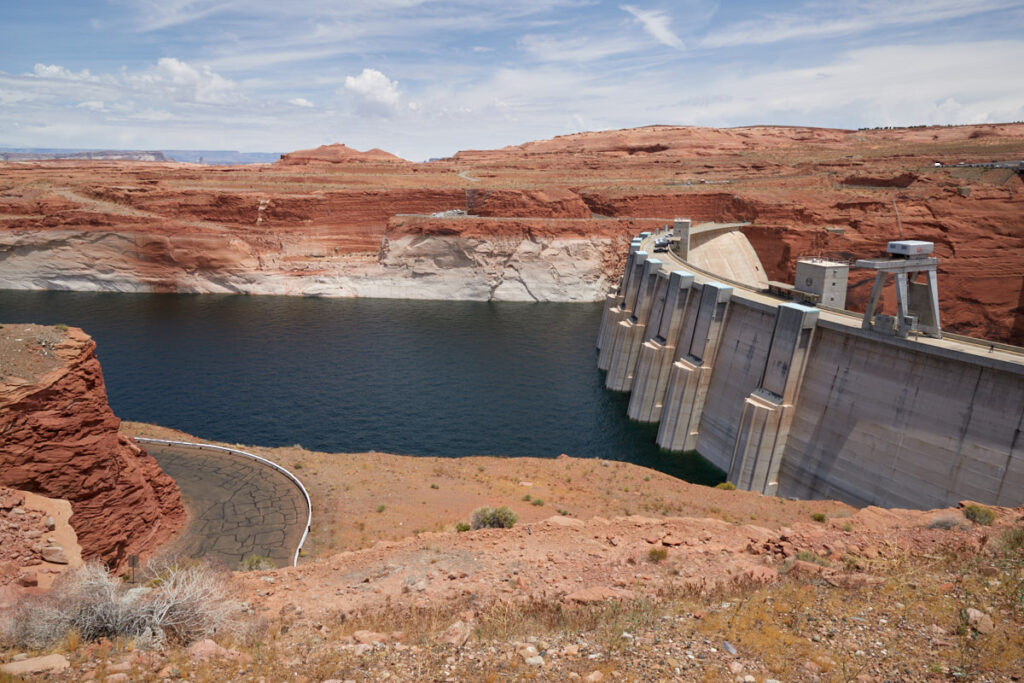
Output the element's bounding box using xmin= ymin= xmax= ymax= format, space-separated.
xmin=598 ymin=220 xmax=1024 ymax=510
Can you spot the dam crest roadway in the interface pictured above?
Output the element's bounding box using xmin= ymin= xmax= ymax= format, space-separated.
xmin=597 ymin=219 xmax=1024 ymax=510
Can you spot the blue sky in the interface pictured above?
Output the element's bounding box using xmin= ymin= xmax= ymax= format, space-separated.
xmin=2 ymin=1 xmax=1023 ymax=160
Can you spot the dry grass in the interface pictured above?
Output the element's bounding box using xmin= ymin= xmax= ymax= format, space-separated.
xmin=11 ymin=543 xmax=1018 ymax=682
xmin=2 ymin=560 xmax=239 ymax=650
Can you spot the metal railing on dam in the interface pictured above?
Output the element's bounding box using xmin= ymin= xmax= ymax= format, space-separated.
xmin=597 ymin=226 xmax=1024 ymax=510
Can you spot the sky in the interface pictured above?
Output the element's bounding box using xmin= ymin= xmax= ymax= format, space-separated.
xmin=2 ymin=1 xmax=1023 ymax=160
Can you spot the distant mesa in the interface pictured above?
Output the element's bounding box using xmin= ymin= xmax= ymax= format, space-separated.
xmin=0 ymin=149 xmax=169 ymax=162
xmin=278 ymin=143 xmax=408 ymax=165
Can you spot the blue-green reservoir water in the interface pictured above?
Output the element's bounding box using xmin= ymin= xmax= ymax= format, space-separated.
xmin=0 ymin=291 xmax=722 ymax=483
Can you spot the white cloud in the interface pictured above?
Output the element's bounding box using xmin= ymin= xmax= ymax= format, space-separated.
xmin=289 ymin=97 xmax=314 ymax=107
xmin=33 ymin=64 xmax=101 ymax=81
xmin=1 ymin=58 xmax=242 ymax=115
xmin=519 ymin=33 xmax=640 ymax=62
xmin=669 ymin=41 xmax=1024 ymax=128
xmin=123 ymin=57 xmax=241 ymax=104
xmin=129 ymin=109 xmax=178 ymax=121
xmin=343 ymin=68 xmax=401 ymax=110
xmin=621 ymin=5 xmax=685 ymax=50
xmin=701 ymin=0 xmax=1023 ymax=48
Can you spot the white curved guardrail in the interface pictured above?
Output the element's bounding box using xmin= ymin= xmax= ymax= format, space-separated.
xmin=134 ymin=437 xmax=312 ymax=567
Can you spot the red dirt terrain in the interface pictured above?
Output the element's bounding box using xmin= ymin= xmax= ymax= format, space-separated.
xmin=0 ymin=124 xmax=1022 ymax=342
xmin=9 ymin=422 xmax=1024 ymax=681
xmin=0 ymin=324 xmax=185 ymax=570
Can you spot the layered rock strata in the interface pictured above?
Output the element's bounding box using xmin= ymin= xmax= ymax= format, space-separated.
xmin=1 ymin=123 xmax=1021 ymax=342
xmin=0 ymin=324 xmax=185 ymax=569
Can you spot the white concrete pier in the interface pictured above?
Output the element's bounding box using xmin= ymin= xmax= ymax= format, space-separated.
xmin=655 ymin=282 xmax=733 ymax=452
xmin=627 ymin=271 xmax=696 ymax=422
xmin=605 ymin=258 xmax=663 ymax=391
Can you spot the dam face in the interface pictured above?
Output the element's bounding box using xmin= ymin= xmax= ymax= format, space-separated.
xmin=598 ymin=227 xmax=1024 ymax=510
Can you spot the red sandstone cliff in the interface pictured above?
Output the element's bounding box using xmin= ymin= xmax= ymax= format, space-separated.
xmin=0 ymin=123 xmax=1021 ymax=342
xmin=0 ymin=324 xmax=185 ymax=570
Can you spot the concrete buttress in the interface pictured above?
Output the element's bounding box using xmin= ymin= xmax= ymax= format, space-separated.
xmin=628 ymin=271 xmax=696 ymax=422
xmin=656 ymin=282 xmax=733 ymax=452
xmin=728 ymin=303 xmax=819 ymax=495
xmin=597 ymin=239 xmax=642 ymax=351
xmin=606 ymin=259 xmax=664 ymax=391
xmin=597 ymin=250 xmax=647 ymax=370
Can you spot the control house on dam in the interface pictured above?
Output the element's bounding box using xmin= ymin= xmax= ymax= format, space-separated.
xmin=598 ymin=219 xmax=1024 ymax=510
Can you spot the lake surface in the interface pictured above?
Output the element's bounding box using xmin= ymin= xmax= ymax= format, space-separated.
xmin=0 ymin=291 xmax=723 ymax=483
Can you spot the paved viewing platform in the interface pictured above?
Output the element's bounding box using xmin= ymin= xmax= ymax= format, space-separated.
xmin=143 ymin=442 xmax=309 ymax=569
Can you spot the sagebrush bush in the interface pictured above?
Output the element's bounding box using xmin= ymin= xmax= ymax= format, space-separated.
xmin=647 ymin=547 xmax=668 ymax=563
xmin=714 ymin=482 xmax=736 ymax=490
xmin=964 ymin=504 xmax=996 ymax=526
xmin=795 ymin=550 xmax=831 ymax=567
xmin=928 ymin=514 xmax=963 ymax=530
xmin=998 ymin=526 xmax=1024 ymax=551
xmin=239 ymin=555 xmax=276 ymax=571
xmin=470 ymin=506 xmax=517 ymax=530
xmin=2 ymin=560 xmax=237 ymax=649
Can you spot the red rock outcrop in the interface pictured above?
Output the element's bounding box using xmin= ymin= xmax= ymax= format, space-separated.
xmin=279 ymin=143 xmax=408 ymax=165
xmin=0 ymin=486 xmax=83 ymax=609
xmin=0 ymin=324 xmax=185 ymax=570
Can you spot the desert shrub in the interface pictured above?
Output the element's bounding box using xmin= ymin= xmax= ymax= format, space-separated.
xmin=964 ymin=504 xmax=996 ymax=526
xmin=531 ymin=498 xmax=544 ymax=506
xmin=470 ymin=506 xmax=517 ymax=530
xmin=928 ymin=514 xmax=963 ymax=530
xmin=143 ymin=560 xmax=236 ymax=644
xmin=455 ymin=522 xmax=471 ymax=532
xmin=715 ymin=482 xmax=736 ymax=490
xmin=795 ymin=550 xmax=830 ymax=567
xmin=54 ymin=323 xmax=69 ymax=332
xmin=2 ymin=561 xmax=236 ymax=649
xmin=811 ymin=512 xmax=827 ymax=523
xmin=998 ymin=526 xmax=1024 ymax=551
xmin=239 ymin=554 xmax=275 ymax=571
xmin=647 ymin=547 xmax=668 ymax=563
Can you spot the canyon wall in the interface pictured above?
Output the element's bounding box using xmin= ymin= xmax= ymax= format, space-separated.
xmin=0 ymin=324 xmax=185 ymax=569
xmin=0 ymin=222 xmax=640 ymax=302
xmin=1 ymin=123 xmax=1022 ymax=342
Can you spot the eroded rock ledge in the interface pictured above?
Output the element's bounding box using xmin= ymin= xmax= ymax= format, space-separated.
xmin=0 ymin=324 xmax=185 ymax=569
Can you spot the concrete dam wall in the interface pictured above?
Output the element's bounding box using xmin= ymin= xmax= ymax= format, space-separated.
xmin=598 ymin=231 xmax=1024 ymax=510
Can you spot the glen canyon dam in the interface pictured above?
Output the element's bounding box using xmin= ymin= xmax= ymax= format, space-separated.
xmin=2 ymin=123 xmax=1023 ymax=681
